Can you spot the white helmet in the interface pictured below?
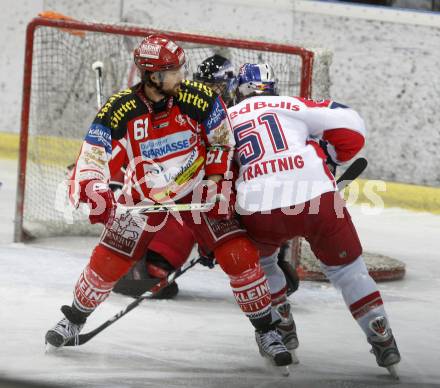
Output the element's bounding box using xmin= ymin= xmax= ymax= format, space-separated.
xmin=237 ymin=63 xmax=278 ymax=100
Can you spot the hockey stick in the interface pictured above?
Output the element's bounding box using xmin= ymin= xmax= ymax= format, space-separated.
xmin=118 ymin=202 xmax=215 ymax=215
xmin=336 ymin=157 xmax=368 ymax=191
xmin=116 ymin=157 xmax=367 ymax=215
xmin=64 ymin=255 xmax=201 ymax=347
xmin=120 ymin=158 xmax=368 ymax=215
xmin=92 ymin=61 xmax=104 ymax=109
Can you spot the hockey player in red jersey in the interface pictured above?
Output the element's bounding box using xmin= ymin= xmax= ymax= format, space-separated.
xmin=229 ymin=63 xmax=401 ymax=376
xmin=113 ymin=54 xmax=240 ymax=299
xmin=113 ymin=55 xmax=299 ymax=302
xmin=45 ymin=37 xmax=293 ymax=368
xmin=108 ymin=139 xmax=195 ymax=299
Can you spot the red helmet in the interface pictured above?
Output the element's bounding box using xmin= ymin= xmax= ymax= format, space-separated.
xmin=133 ymin=34 xmax=186 ymax=72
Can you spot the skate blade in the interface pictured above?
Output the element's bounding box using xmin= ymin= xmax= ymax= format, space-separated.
xmin=45 ymin=342 xmax=60 ymax=354
xmin=386 ymin=365 xmax=399 ymax=380
xmin=290 ymin=349 xmax=299 ymax=365
xmin=279 ymin=365 xmax=290 ymax=377
xmin=276 ymin=365 xmax=290 ymax=377
xmin=271 ymin=363 xmax=290 ymax=377
xmin=262 ymin=358 xmax=290 ymax=377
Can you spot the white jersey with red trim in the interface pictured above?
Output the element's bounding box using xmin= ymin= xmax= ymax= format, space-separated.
xmin=228 ymin=95 xmax=366 ymax=211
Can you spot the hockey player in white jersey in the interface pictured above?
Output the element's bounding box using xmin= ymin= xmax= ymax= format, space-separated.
xmin=229 ymin=63 xmax=401 ymax=377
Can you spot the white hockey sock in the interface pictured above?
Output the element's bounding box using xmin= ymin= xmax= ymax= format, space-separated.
xmin=260 ymin=251 xmax=288 ymax=323
xmin=260 ymin=251 xmax=287 ymax=303
xmin=321 ymin=256 xmax=387 ymax=337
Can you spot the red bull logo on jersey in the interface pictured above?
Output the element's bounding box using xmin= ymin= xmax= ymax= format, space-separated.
xmin=229 ymin=100 xmax=300 ymax=119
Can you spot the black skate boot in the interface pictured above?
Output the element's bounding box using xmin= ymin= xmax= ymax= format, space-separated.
xmin=275 ymin=302 xmax=299 ymax=350
xmin=255 ymin=326 xmax=292 ymax=375
xmin=45 ymin=305 xmax=87 ymax=349
xmin=367 ymin=316 xmax=401 ymax=378
xmin=145 ymin=251 xmax=179 ymax=299
xmin=275 ymin=301 xmax=299 ymax=364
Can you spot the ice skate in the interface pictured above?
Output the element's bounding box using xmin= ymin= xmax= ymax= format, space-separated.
xmin=45 ymin=305 xmax=86 ymax=350
xmin=275 ymin=301 xmax=299 ymax=364
xmin=255 ymin=327 xmax=292 ymax=376
xmin=367 ymin=316 xmax=400 ymax=379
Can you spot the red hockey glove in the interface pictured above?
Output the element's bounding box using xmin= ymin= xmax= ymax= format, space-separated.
xmin=79 ymin=180 xmax=116 ymax=227
xmin=203 ymin=179 xmax=236 ymax=221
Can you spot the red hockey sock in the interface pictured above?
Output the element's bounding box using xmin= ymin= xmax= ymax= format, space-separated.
xmin=229 ymin=266 xmax=272 ymax=330
xmin=73 ymin=264 xmax=116 ymax=314
xmin=271 ymin=286 xmax=288 ymax=307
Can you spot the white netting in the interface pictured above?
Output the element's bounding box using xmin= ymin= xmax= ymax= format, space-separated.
xmin=21 ymin=22 xmax=331 ymax=239
xmin=296 ymin=239 xmax=406 ymax=282
xmin=309 ymin=48 xmax=333 ymax=100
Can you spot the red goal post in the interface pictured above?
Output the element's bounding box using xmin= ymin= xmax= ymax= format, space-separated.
xmin=15 ymin=16 xmax=331 ymax=242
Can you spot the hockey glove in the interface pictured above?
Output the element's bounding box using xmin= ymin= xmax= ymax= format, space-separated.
xmin=197 ymin=246 xmax=216 ymax=269
xmin=79 ymin=180 xmax=116 ymax=227
xmin=203 ymin=179 xmax=236 ymax=221
xmin=319 ymin=139 xmax=338 ymax=176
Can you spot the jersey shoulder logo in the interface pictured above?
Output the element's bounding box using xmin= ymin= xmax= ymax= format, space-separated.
xmin=203 ymin=97 xmax=227 ymax=135
xmin=296 ymin=97 xmax=331 ymax=108
xmin=85 ymin=123 xmax=112 ymax=154
xmin=93 ymin=86 xmax=143 ymax=137
xmin=181 ymin=80 xmax=214 ymax=98
xmin=177 ymin=81 xmax=216 ymax=122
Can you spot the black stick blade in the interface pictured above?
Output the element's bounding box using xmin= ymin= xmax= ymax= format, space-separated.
xmin=336 ymin=157 xmax=368 ymax=190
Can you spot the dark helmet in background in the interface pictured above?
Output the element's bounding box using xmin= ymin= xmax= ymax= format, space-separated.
xmin=194 ymin=54 xmax=237 ymax=106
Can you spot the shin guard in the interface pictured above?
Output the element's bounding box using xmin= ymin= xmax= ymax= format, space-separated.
xmin=73 ymin=264 xmax=116 ymax=314
xmin=215 ymin=237 xmax=272 ymax=330
xmin=321 ymin=256 xmax=387 ymax=336
xmin=230 ymin=266 xmax=272 ymax=330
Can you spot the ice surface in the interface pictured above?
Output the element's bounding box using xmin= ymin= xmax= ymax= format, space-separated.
xmin=1 ymin=159 xmax=440 ymax=387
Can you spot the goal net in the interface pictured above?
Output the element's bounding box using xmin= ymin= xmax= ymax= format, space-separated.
xmin=15 ymin=16 xmax=332 ymax=241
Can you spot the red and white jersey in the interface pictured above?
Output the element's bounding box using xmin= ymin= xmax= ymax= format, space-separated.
xmin=70 ymin=81 xmax=234 ymax=206
xmin=228 ymin=96 xmax=366 ymax=211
